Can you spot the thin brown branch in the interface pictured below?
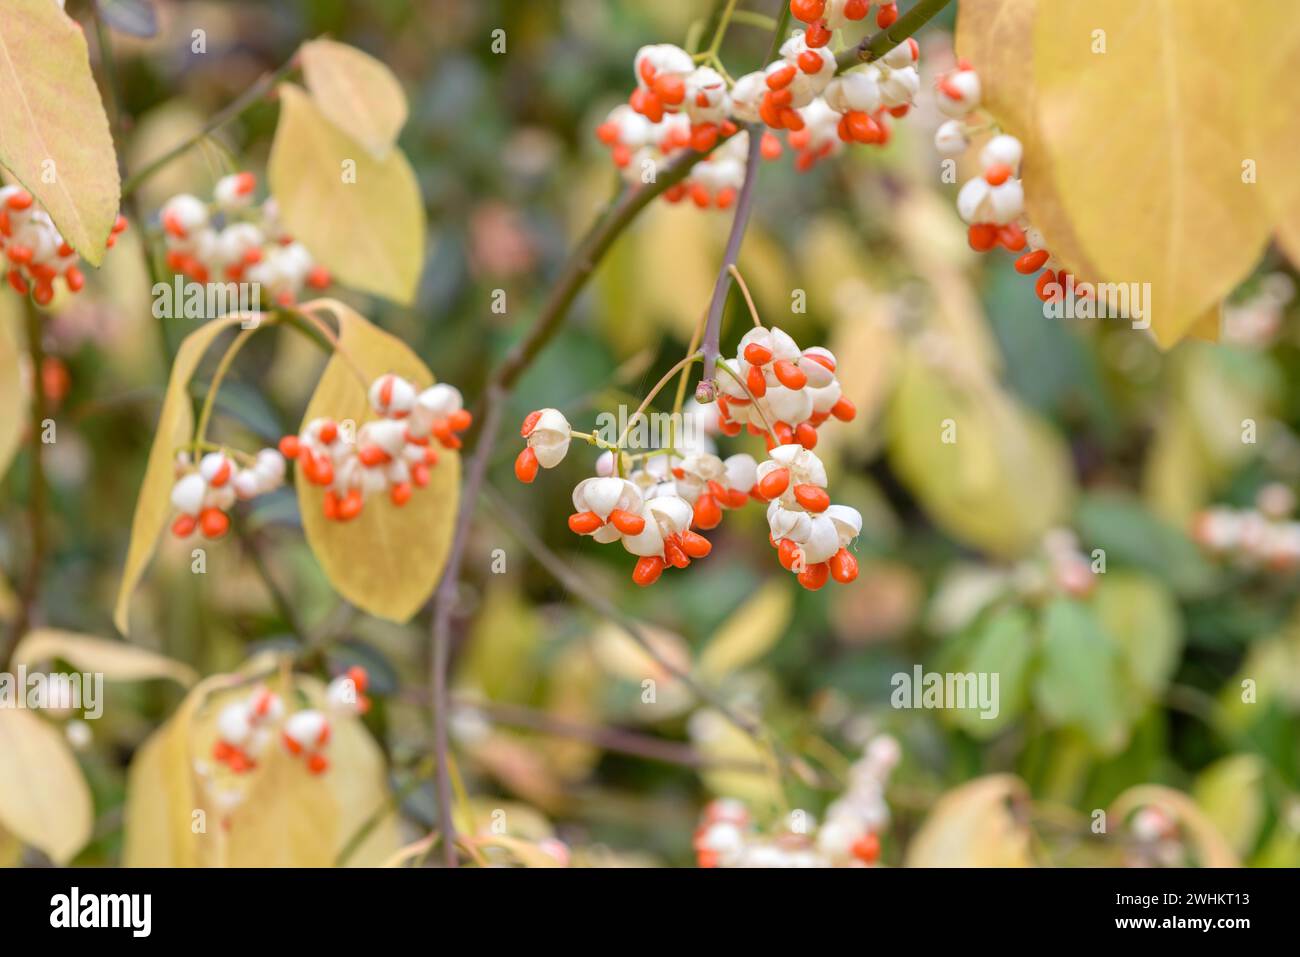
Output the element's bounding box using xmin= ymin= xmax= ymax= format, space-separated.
xmin=449 ymin=696 xmax=765 ymax=773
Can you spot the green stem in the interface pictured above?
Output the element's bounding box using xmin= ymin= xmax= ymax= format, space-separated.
xmin=120 ymin=55 xmax=299 ymax=198
xmin=614 ymin=351 xmax=702 ymax=450
xmin=705 ymin=0 xmax=742 ymax=58
xmin=4 ymin=298 xmax=50 ymax=667
xmin=835 ymin=0 xmax=954 ymax=71
xmin=194 ymin=325 xmax=259 ymax=446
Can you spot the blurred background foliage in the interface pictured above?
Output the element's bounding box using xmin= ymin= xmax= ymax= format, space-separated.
xmin=3 ymin=0 xmax=1299 ymax=867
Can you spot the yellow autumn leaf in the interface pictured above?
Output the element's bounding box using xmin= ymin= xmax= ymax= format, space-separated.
xmin=300 ymin=39 xmax=408 ymax=160
xmin=13 ymin=628 xmax=197 ymax=686
xmin=269 ymin=84 xmax=424 ymax=305
xmin=697 ymin=580 xmax=793 ymax=680
xmin=904 ymin=774 xmax=1035 ymax=867
xmin=690 ymin=708 xmax=781 ymax=809
xmin=955 ymin=0 xmax=1099 ymax=280
xmin=0 ymin=0 xmax=121 ymax=264
xmin=887 ymin=349 xmax=1074 ymax=558
xmin=0 ymin=292 xmax=26 ymax=482
xmin=124 ymin=670 xmax=398 ymax=867
xmin=0 ymin=826 xmax=20 ymax=867
xmin=114 ymin=315 xmax=251 ymax=634
xmin=1030 ymin=0 xmax=1272 ymax=347
xmin=0 ymin=708 xmax=93 ymax=864
xmin=1238 ymin=1 xmax=1300 ymax=261
xmin=295 ymin=299 xmax=458 ymax=622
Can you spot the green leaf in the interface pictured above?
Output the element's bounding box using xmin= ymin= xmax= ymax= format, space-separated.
xmin=949 ymin=607 xmax=1035 ymax=737
xmin=1075 ymin=492 xmax=1214 ymax=596
xmin=1092 ymin=572 xmax=1183 ymax=707
xmin=1032 ymin=598 xmax=1129 ymax=753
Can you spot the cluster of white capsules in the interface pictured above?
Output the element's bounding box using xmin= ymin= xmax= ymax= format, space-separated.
xmin=694 ymin=734 xmax=900 ymax=867
xmin=158 ymin=172 xmax=330 ymax=306
xmin=595 ymin=16 xmax=923 ymax=209
xmin=716 ymin=325 xmax=857 ymax=450
xmin=278 ymin=374 xmax=470 ymax=522
xmin=759 ymin=445 xmax=862 ymax=589
xmin=1191 ymin=483 xmax=1300 ymax=573
xmin=1 ymin=185 xmax=127 ymax=304
xmin=211 ymin=667 xmax=371 ymax=777
xmin=170 ymin=448 xmax=286 ymax=540
xmin=933 ymin=61 xmax=1084 ymax=305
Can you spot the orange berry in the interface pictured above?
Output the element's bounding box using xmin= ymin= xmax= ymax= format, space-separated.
xmin=805 ymin=19 xmax=832 ymax=47
xmin=338 ymin=489 xmax=364 ymax=521
xmin=793 ymin=483 xmax=830 ymax=512
xmin=746 ymin=364 xmax=768 ymax=397
xmin=851 ymin=831 xmax=880 ymax=863
xmin=983 ymin=162 xmax=1013 ymax=186
xmin=358 ymin=444 xmax=389 ymax=467
xmin=694 ymin=494 xmax=722 ymax=530
xmin=797 ymin=561 xmax=830 ymax=590
xmin=199 ymin=507 xmax=229 ymax=539
xmin=798 ymin=51 xmax=824 ymax=75
xmin=757 ymin=467 xmax=791 ymax=500
xmin=777 ymin=538 xmax=801 ymax=571
xmin=680 ymin=530 xmax=712 ymax=558
xmin=744 ymin=343 xmax=773 ymax=365
xmin=876 ymin=2 xmax=898 ymax=27
xmin=171 ymin=513 xmax=197 ymax=537
xmin=279 ymin=435 xmax=301 ymax=459
xmin=795 ymin=422 xmax=818 ymax=449
xmin=829 ymin=547 xmax=859 ymax=583
xmin=307 ymin=754 xmax=329 ymax=775
xmin=773 ymin=359 xmax=806 ymax=389
xmin=790 ymin=0 xmax=826 ymax=22
xmin=568 ymin=510 xmax=603 ymax=535
xmin=390 ymin=482 xmax=412 ymax=506
xmin=831 ymin=397 xmax=857 ymax=422
xmin=1015 ymin=249 xmax=1050 ymax=274
xmin=632 ymin=555 xmax=665 ymax=586
xmin=609 ymin=508 xmax=646 ymax=536
xmin=766 ymin=64 xmax=797 ymax=90
xmin=967 ymin=223 xmax=998 ymax=252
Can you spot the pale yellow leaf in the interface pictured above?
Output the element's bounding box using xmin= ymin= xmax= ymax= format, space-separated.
xmin=887 ymin=349 xmax=1074 ymax=558
xmin=269 ymin=84 xmax=424 ymax=304
xmin=0 ymin=0 xmax=120 ymax=264
xmin=13 ymin=628 xmax=197 ymax=686
xmin=0 ymin=708 xmax=92 ymax=864
xmin=1193 ymin=755 xmax=1267 ymax=858
xmin=1111 ymin=784 xmax=1239 ymax=867
xmin=904 ymin=774 xmax=1035 ymax=867
xmin=1031 ymin=0 xmax=1272 ymax=346
xmin=475 ymin=834 xmax=564 ymax=868
xmin=124 ymin=670 xmax=398 ymax=867
xmin=295 ymin=299 xmax=458 ymax=622
xmin=300 ymin=39 xmax=408 ymax=160
xmin=697 ymin=580 xmax=793 ymax=680
xmin=0 ymin=293 xmax=26 ymax=482
xmin=114 ymin=315 xmax=250 ymax=634
xmin=955 ymin=0 xmax=1100 ymax=280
